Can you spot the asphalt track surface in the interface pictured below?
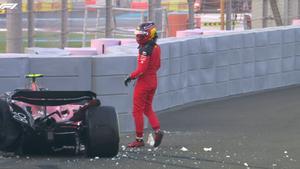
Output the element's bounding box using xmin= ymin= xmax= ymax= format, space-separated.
xmin=1 ymin=86 xmax=300 ymax=169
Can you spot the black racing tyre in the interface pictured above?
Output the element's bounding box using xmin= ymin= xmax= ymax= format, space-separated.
xmin=0 ymin=100 xmax=21 ymax=151
xmin=85 ymin=106 xmax=119 ymax=157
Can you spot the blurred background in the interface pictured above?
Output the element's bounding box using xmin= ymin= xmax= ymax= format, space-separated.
xmin=1 ymin=0 xmax=300 ymax=53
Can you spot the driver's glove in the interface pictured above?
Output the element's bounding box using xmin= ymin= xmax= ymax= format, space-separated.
xmin=124 ymin=75 xmax=132 ymax=87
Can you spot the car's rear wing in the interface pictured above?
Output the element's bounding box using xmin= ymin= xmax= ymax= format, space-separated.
xmin=11 ymin=90 xmax=98 ymax=106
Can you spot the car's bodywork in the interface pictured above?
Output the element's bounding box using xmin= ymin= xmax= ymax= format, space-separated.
xmin=0 ymin=89 xmax=119 ymax=157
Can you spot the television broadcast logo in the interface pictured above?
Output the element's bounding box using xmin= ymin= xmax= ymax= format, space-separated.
xmin=0 ymin=3 xmax=18 ymax=10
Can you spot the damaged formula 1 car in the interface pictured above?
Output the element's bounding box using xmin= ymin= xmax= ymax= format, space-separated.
xmin=0 ymin=74 xmax=119 ymax=157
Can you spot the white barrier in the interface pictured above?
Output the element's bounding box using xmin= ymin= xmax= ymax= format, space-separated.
xmin=0 ymin=54 xmax=29 ymax=91
xmin=1 ymin=26 xmax=300 ymax=132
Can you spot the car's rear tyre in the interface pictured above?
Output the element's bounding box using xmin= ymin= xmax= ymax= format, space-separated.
xmin=85 ymin=106 xmax=119 ymax=157
xmin=0 ymin=100 xmax=21 ymax=151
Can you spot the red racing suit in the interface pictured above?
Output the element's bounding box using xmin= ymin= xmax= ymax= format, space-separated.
xmin=130 ymin=41 xmax=161 ymax=138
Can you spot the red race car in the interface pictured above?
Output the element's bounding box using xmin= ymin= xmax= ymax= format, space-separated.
xmin=0 ymin=74 xmax=119 ymax=157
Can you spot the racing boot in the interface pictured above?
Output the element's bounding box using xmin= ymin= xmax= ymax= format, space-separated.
xmin=154 ymin=130 xmax=164 ymax=147
xmin=127 ymin=138 xmax=145 ymax=148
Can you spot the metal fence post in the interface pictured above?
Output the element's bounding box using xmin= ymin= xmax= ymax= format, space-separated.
xmin=27 ymin=0 xmax=34 ymax=47
xmin=220 ymin=0 xmax=225 ymax=30
xmin=225 ymin=0 xmax=232 ymax=30
xmin=60 ymin=0 xmax=68 ymax=49
xmin=187 ymin=0 xmax=195 ymax=29
xmin=148 ymin=0 xmax=153 ymax=21
xmin=6 ymin=0 xmax=23 ymax=53
xmin=105 ymin=0 xmax=112 ymax=38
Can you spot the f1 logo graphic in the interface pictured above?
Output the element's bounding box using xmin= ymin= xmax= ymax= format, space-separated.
xmin=0 ymin=3 xmax=18 ymax=10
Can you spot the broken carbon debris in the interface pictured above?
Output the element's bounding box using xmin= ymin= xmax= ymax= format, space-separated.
xmin=147 ymin=133 xmax=154 ymax=146
xmin=203 ymin=147 xmax=212 ymax=152
xmin=121 ymin=145 xmax=126 ymax=151
xmin=180 ymin=147 xmax=188 ymax=152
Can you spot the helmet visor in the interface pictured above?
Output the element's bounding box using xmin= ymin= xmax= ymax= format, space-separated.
xmin=134 ymin=30 xmax=148 ymax=36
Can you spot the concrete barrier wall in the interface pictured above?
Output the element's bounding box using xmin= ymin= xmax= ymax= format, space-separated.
xmin=0 ymin=26 xmax=299 ymax=132
xmin=0 ymin=54 xmax=29 ymax=92
xmin=29 ymin=55 xmax=92 ymax=91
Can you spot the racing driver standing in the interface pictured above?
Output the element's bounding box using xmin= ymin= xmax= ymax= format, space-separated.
xmin=124 ymin=22 xmax=164 ymax=148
